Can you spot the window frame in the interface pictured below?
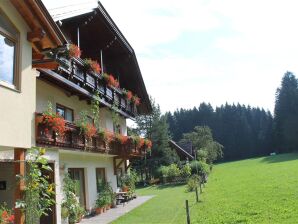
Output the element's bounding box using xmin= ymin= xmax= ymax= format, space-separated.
xmin=0 ymin=9 xmax=20 ymax=91
xmin=56 ymin=103 xmax=74 ymax=122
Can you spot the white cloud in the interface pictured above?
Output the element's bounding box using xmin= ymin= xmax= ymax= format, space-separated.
xmin=43 ymin=0 xmax=298 ymax=113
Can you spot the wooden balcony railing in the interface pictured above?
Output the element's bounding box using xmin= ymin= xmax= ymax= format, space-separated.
xmin=35 ymin=113 xmax=145 ymax=157
xmin=41 ymin=56 xmax=137 ymax=118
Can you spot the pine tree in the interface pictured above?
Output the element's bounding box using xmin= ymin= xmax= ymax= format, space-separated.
xmin=274 ymin=71 xmax=298 ymax=152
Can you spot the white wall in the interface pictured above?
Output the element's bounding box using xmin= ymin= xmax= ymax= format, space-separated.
xmin=0 ymin=1 xmax=37 ymax=149
xmin=59 ymin=150 xmax=117 ymax=211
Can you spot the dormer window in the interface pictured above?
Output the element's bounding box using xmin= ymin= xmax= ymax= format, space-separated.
xmin=0 ymin=10 xmax=19 ymax=90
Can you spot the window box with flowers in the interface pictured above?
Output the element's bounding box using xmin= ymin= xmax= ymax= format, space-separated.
xmin=122 ymin=89 xmax=133 ymax=101
xmin=102 ymin=73 xmax=119 ymax=88
xmin=37 ymin=102 xmax=66 ymax=141
xmin=83 ymin=59 xmax=101 ymax=74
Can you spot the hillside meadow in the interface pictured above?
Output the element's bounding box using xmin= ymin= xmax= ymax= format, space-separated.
xmin=113 ymin=153 xmax=298 ymax=224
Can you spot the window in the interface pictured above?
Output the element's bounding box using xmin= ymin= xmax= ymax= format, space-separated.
xmin=0 ymin=10 xmax=19 ymax=89
xmin=96 ymin=168 xmax=106 ymax=193
xmin=116 ymin=168 xmax=123 ymax=188
xmin=113 ymin=123 xmax=121 ymax=134
xmin=56 ymin=104 xmax=74 ymax=122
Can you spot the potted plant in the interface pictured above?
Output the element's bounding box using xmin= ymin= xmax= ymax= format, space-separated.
xmin=122 ymin=89 xmax=133 ymax=101
xmin=83 ymin=58 xmax=101 ymax=74
xmin=75 ymin=111 xmax=97 ymax=140
xmin=114 ymin=133 xmax=129 ymax=145
xmin=95 ymin=194 xmax=106 ymax=215
xmin=38 ymin=102 xmax=66 ymax=137
xmin=131 ymin=95 xmax=141 ymax=106
xmin=102 ymin=73 xmax=119 ymax=88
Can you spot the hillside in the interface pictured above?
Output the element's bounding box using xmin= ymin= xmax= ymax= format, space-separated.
xmin=113 ymin=153 xmax=298 ymax=223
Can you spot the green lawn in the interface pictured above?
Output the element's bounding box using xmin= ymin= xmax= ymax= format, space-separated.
xmin=113 ymin=153 xmax=298 ymax=224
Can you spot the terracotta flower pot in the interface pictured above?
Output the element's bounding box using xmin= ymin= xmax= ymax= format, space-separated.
xmin=95 ymin=207 xmax=103 ymax=215
xmin=122 ymin=186 xmax=129 ymax=192
xmin=103 ymin=207 xmax=106 ymax=213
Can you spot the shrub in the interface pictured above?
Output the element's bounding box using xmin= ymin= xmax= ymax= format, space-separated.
xmin=158 ymin=166 xmax=169 ymax=177
xmin=167 ymin=164 xmax=181 ymax=179
xmin=186 ymin=175 xmax=201 ymax=192
xmin=190 ymin=160 xmax=210 ymax=176
xmin=181 ymin=164 xmax=192 ymax=178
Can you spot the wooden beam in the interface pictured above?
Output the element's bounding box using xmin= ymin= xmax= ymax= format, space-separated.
xmin=14 ymin=148 xmax=26 ymax=224
xmin=32 ymin=52 xmax=45 ymax=60
xmin=32 ymin=60 xmax=59 ymax=70
xmin=27 ymin=28 xmax=46 ymax=42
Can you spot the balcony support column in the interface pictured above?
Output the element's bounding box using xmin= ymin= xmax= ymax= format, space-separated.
xmin=14 ymin=148 xmax=26 ymax=224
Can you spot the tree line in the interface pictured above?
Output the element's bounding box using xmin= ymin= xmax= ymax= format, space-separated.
xmin=165 ymin=71 xmax=298 ymax=161
xmin=131 ymin=71 xmax=298 ymax=180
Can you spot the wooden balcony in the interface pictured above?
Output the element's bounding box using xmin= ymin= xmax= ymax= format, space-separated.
xmin=37 ymin=56 xmax=138 ymax=119
xmin=35 ymin=113 xmax=144 ymax=157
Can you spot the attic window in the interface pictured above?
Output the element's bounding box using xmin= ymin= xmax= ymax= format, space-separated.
xmin=0 ymin=10 xmax=19 ymax=90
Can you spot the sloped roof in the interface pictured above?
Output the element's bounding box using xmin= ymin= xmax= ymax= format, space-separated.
xmin=169 ymin=140 xmax=194 ymax=160
xmin=44 ymin=1 xmax=152 ymax=114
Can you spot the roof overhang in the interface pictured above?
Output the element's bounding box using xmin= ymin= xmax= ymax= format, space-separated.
xmin=10 ymin=0 xmax=67 ymax=52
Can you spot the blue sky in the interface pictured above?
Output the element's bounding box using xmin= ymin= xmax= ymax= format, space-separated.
xmin=43 ymin=0 xmax=298 ymax=113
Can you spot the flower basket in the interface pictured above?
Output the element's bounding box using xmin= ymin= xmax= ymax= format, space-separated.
xmin=102 ymin=73 xmax=119 ymax=88
xmin=83 ymin=59 xmax=101 ymax=74
xmin=122 ymin=89 xmax=133 ymax=101
xmin=39 ymin=114 xmax=66 ymax=137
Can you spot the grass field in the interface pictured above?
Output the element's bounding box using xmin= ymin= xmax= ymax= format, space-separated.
xmin=113 ymin=153 xmax=298 ymax=224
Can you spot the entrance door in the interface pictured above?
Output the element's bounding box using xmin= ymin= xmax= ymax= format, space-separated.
xmin=68 ymin=168 xmax=86 ymax=209
xmin=40 ymin=163 xmax=56 ymax=224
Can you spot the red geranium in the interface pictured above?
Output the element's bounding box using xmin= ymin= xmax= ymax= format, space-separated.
xmin=90 ymin=60 xmax=101 ymax=74
xmin=132 ymin=95 xmax=141 ymax=106
xmin=68 ymin=44 xmax=81 ymax=58
xmin=85 ymin=123 xmax=97 ymax=139
xmin=114 ymin=134 xmax=129 ymax=145
xmin=41 ymin=114 xmax=66 ymax=136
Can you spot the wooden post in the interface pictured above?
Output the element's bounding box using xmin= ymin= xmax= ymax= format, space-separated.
xmin=195 ymin=187 xmax=199 ymax=203
xmin=185 ymin=200 xmax=190 ymax=224
xmin=14 ymin=148 xmax=26 ymax=224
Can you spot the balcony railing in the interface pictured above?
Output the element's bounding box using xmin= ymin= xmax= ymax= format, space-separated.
xmin=35 ymin=113 xmax=145 ymax=157
xmin=40 ymin=56 xmax=138 ymax=118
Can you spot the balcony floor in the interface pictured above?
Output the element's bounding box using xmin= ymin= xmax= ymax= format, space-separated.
xmin=80 ymin=196 xmax=154 ymax=224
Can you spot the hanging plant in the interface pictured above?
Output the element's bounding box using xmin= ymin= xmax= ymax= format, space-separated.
xmin=122 ymin=89 xmax=133 ymax=101
xmin=98 ymin=129 xmax=114 ymax=143
xmin=85 ymin=124 xmax=97 ymax=139
xmin=114 ymin=133 xmax=129 ymax=145
xmin=83 ymin=59 xmax=101 ymax=74
xmin=131 ymin=135 xmax=145 ymax=148
xmin=75 ymin=111 xmax=97 ymax=139
xmin=68 ymin=44 xmax=81 ymax=58
xmin=102 ymin=73 xmax=119 ymax=88
xmin=39 ymin=102 xmax=66 ymax=136
xmin=131 ymin=95 xmax=141 ymax=106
